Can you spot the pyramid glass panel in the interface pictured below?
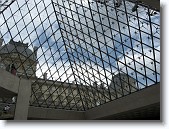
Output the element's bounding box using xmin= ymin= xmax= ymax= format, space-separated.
xmin=0 ymin=0 xmax=160 ymax=112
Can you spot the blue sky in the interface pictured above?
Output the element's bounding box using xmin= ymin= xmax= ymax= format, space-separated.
xmin=0 ymin=0 xmax=160 ymax=88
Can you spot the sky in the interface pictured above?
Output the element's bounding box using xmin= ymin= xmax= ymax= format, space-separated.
xmin=0 ymin=0 xmax=166 ymax=127
xmin=0 ymin=0 xmax=160 ymax=88
xmin=54 ymin=0 xmax=160 ymax=87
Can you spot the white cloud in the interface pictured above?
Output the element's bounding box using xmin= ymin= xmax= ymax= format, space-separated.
xmin=117 ymin=45 xmax=160 ymax=85
xmin=55 ymin=0 xmax=160 ymax=85
xmin=0 ymin=0 xmax=160 ymax=87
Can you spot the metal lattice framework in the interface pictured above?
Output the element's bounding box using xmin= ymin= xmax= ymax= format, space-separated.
xmin=0 ymin=0 xmax=160 ymax=111
xmin=0 ymin=0 xmax=15 ymax=14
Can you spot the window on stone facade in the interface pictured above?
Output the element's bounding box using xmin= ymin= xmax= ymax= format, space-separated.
xmin=26 ymin=65 xmax=33 ymax=75
xmin=67 ymin=96 xmax=72 ymax=102
xmin=76 ymin=97 xmax=80 ymax=101
xmin=59 ymin=87 xmax=62 ymax=92
xmin=68 ymin=88 xmax=71 ymax=94
xmin=59 ymin=95 xmax=63 ymax=100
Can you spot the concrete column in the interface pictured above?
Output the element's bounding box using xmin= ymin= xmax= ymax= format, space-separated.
xmin=14 ymin=79 xmax=31 ymax=120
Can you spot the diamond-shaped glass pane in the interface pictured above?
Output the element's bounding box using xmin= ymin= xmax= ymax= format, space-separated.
xmin=0 ymin=0 xmax=160 ymax=112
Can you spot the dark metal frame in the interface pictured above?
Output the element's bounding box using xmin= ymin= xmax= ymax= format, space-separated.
xmin=0 ymin=0 xmax=160 ymax=111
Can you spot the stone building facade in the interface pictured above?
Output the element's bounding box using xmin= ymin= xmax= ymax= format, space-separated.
xmin=0 ymin=39 xmax=137 ymax=110
xmin=0 ymin=39 xmax=110 ymax=110
xmin=0 ymin=39 xmax=38 ymax=77
xmin=110 ymin=73 xmax=138 ymax=97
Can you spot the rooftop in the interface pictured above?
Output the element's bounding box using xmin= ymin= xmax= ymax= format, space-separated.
xmin=0 ymin=39 xmax=37 ymax=61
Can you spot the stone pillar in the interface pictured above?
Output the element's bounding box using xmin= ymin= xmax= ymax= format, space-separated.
xmin=14 ymin=78 xmax=31 ymax=120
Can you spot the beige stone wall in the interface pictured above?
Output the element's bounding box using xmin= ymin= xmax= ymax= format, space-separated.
xmin=0 ymin=47 xmax=123 ymax=110
xmin=30 ymin=79 xmax=110 ymax=109
xmin=0 ymin=52 xmax=109 ymax=109
xmin=0 ymin=53 xmax=37 ymax=77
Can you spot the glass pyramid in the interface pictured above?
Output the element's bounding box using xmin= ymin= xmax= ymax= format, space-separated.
xmin=0 ymin=0 xmax=160 ymax=111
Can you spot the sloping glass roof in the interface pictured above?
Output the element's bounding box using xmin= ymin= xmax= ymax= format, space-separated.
xmin=0 ymin=0 xmax=160 ymax=111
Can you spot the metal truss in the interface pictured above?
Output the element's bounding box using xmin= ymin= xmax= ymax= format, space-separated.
xmin=0 ymin=0 xmax=15 ymax=14
xmin=0 ymin=0 xmax=160 ymax=111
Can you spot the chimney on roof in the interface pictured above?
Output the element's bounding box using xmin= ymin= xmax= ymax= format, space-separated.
xmin=100 ymin=82 xmax=104 ymax=89
xmin=33 ymin=46 xmax=38 ymax=58
xmin=0 ymin=38 xmax=4 ymax=47
xmin=43 ymin=72 xmax=47 ymax=80
xmin=93 ymin=81 xmax=98 ymax=87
